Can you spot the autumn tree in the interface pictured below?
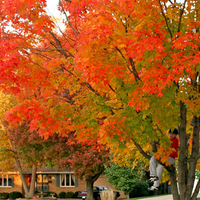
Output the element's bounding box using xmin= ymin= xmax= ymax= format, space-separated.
xmin=44 ymin=133 xmax=110 ymax=200
xmin=51 ymin=1 xmax=199 ymax=200
xmin=0 ymin=92 xmax=55 ymax=198
xmin=1 ymin=1 xmax=200 ymax=200
xmin=65 ymin=144 xmax=110 ymax=200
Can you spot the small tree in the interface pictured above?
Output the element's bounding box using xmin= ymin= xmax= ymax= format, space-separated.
xmin=46 ymin=135 xmax=110 ymax=200
xmin=104 ymin=161 xmax=144 ymax=200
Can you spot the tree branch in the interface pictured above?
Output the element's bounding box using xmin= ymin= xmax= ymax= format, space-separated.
xmin=59 ymin=0 xmax=78 ymax=36
xmin=3 ymin=148 xmax=17 ymax=155
xmin=49 ymin=31 xmax=74 ymax=59
xmin=195 ymin=153 xmax=200 ymax=161
xmin=177 ymin=0 xmax=187 ymax=33
xmin=191 ymin=178 xmax=200 ymax=200
xmin=158 ymin=0 xmax=173 ymax=39
xmin=156 ymin=124 xmax=164 ymax=135
xmin=81 ymin=82 xmax=103 ymax=98
xmin=115 ymin=47 xmax=134 ymax=73
xmin=108 ymin=84 xmax=115 ymax=92
xmin=129 ymin=58 xmax=140 ymax=82
xmin=57 ymin=97 xmax=75 ymax=105
xmin=132 ymin=139 xmax=151 ymax=159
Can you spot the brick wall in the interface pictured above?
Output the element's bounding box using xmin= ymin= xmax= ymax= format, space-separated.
xmin=0 ymin=174 xmax=22 ymax=194
xmin=48 ymin=174 xmax=86 ymax=194
xmin=0 ymin=173 xmax=126 ymax=199
xmin=47 ymin=174 xmax=126 ymax=199
xmin=94 ymin=175 xmax=126 ymax=199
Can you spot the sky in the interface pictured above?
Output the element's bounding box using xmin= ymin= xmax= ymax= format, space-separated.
xmin=45 ymin=0 xmax=65 ymax=31
xmin=46 ymin=0 xmax=60 ymax=17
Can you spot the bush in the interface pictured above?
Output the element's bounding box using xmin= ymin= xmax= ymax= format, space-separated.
xmin=9 ymin=191 xmax=23 ymax=199
xmin=58 ymin=192 xmax=66 ymax=198
xmin=130 ymin=181 xmax=149 ymax=198
xmin=74 ymin=191 xmax=80 ymax=198
xmin=47 ymin=192 xmax=57 ymax=198
xmin=0 ymin=193 xmax=9 ymax=199
xmin=65 ymin=192 xmax=75 ymax=198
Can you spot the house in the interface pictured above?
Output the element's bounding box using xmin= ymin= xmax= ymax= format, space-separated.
xmin=0 ymin=168 xmax=125 ymax=198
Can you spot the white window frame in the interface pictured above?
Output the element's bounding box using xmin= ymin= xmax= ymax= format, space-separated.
xmin=0 ymin=174 xmax=12 ymax=187
xmin=60 ymin=174 xmax=75 ymax=187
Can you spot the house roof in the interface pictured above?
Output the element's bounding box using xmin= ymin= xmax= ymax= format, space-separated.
xmin=36 ymin=166 xmax=74 ymax=174
xmin=0 ymin=166 xmax=74 ymax=175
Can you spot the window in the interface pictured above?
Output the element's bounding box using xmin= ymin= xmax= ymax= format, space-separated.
xmin=0 ymin=175 xmax=12 ymax=187
xmin=60 ymin=174 xmax=75 ymax=187
xmin=36 ymin=174 xmax=49 ymax=193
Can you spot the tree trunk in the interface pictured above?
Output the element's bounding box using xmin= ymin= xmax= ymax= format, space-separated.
xmin=26 ymin=165 xmax=37 ymax=198
xmin=15 ymin=157 xmax=36 ymax=198
xmin=177 ymin=101 xmax=200 ymax=200
xmin=178 ymin=101 xmax=188 ymax=200
xmin=185 ymin=116 xmax=199 ymax=200
xmin=127 ymin=194 xmax=130 ymax=200
xmin=85 ymin=173 xmax=102 ymax=200
xmin=15 ymin=157 xmax=29 ymax=195
xmin=86 ymin=178 xmax=95 ymax=200
xmin=166 ymin=166 xmax=180 ymax=200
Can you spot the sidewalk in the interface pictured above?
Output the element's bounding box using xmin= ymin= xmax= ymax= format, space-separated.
xmin=135 ymin=195 xmax=173 ymax=200
xmin=135 ymin=193 xmax=200 ymax=200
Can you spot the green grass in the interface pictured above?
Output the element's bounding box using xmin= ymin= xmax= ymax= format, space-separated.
xmin=120 ymin=194 xmax=171 ymax=200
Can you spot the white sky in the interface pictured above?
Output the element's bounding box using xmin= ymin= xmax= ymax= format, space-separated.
xmin=45 ymin=0 xmax=65 ymax=31
xmin=46 ymin=0 xmax=60 ymax=17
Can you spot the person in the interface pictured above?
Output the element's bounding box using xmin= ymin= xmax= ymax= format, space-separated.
xmin=148 ymin=128 xmax=179 ymax=191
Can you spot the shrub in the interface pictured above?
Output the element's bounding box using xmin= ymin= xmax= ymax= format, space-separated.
xmin=47 ymin=192 xmax=57 ymax=198
xmin=0 ymin=193 xmax=9 ymax=199
xmin=130 ymin=181 xmax=149 ymax=198
xmin=9 ymin=191 xmax=23 ymax=199
xmin=58 ymin=192 xmax=66 ymax=198
xmin=74 ymin=191 xmax=80 ymax=198
xmin=65 ymin=192 xmax=75 ymax=198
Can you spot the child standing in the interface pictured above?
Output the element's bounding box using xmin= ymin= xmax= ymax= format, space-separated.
xmin=148 ymin=128 xmax=179 ymax=191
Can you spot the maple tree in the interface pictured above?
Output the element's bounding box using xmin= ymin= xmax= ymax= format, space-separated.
xmin=0 ymin=92 xmax=55 ymax=198
xmin=0 ymin=92 xmax=109 ymax=200
xmin=48 ymin=135 xmax=110 ymax=200
xmin=0 ymin=92 xmax=35 ymax=198
xmin=0 ymin=0 xmax=200 ymax=200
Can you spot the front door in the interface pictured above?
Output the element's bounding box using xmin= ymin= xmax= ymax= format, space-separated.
xmin=36 ymin=174 xmax=49 ymax=193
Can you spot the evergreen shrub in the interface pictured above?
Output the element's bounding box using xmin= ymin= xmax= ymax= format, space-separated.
xmin=0 ymin=193 xmax=9 ymax=199
xmin=65 ymin=192 xmax=75 ymax=198
xmin=74 ymin=191 xmax=80 ymax=198
xmin=9 ymin=192 xmax=23 ymax=199
xmin=130 ymin=181 xmax=149 ymax=198
xmin=58 ymin=192 xmax=66 ymax=198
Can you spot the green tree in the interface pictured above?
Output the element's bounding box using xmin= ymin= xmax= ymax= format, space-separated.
xmin=104 ymin=161 xmax=144 ymax=200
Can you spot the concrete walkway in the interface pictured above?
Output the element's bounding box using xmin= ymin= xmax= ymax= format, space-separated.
xmin=136 ymin=195 xmax=174 ymax=200
xmin=135 ymin=193 xmax=200 ymax=200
